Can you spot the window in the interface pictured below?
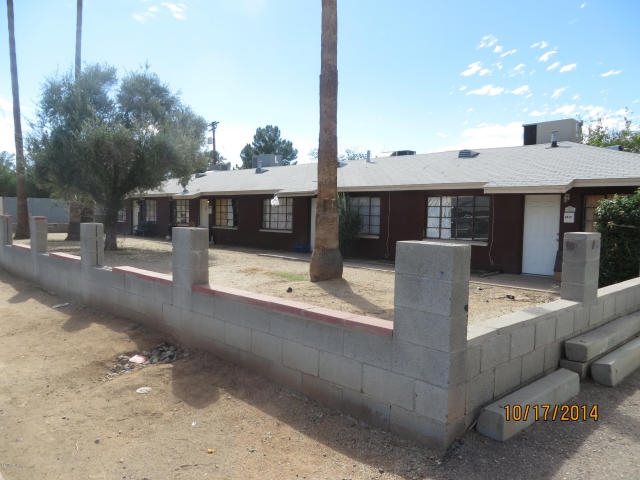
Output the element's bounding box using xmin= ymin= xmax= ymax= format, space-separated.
xmin=214 ymin=199 xmax=237 ymax=227
xmin=145 ymin=199 xmax=157 ymax=222
xmin=117 ymin=208 xmax=127 ymax=222
xmin=350 ymin=196 xmax=381 ymax=235
xmin=426 ymin=195 xmax=490 ymax=240
xmin=262 ymin=197 xmax=293 ymax=231
xmin=175 ymin=199 xmax=189 ymax=225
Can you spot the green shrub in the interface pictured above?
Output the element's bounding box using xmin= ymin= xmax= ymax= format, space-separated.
xmin=595 ymin=189 xmax=640 ymax=286
xmin=337 ymin=193 xmax=361 ymax=256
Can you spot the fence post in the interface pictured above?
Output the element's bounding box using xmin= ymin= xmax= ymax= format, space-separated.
xmin=80 ymin=223 xmax=105 ymax=267
xmin=172 ymin=227 xmax=209 ymax=307
xmin=29 ymin=216 xmax=48 ymax=254
xmin=560 ymin=232 xmax=601 ymax=305
xmin=393 ymin=240 xmax=470 ymax=448
xmin=0 ymin=214 xmax=12 ymax=246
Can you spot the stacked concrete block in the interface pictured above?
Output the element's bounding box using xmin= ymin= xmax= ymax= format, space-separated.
xmin=171 ymin=227 xmax=208 ymax=308
xmin=4 ymin=218 xmax=640 ymax=449
xmin=591 ymin=336 xmax=640 ymax=386
xmin=393 ymin=240 xmax=470 ymax=447
xmin=561 ymin=232 xmax=601 ymax=305
xmin=0 ymin=214 xmax=12 ymax=246
xmin=29 ymin=216 xmax=48 ymax=254
xmin=80 ymin=223 xmax=104 ymax=267
xmin=476 ymin=368 xmax=580 ymax=441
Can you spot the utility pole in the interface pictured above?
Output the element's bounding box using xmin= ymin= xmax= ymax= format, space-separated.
xmin=208 ymin=121 xmax=219 ymax=168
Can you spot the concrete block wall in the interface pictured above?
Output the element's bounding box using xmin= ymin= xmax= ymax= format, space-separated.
xmin=464 ymin=232 xmax=640 ymax=426
xmin=2 ymin=222 xmax=640 ymax=449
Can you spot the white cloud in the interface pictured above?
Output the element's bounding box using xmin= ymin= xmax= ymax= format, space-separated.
xmin=161 ymin=2 xmax=187 ymax=20
xmin=466 ymin=85 xmax=504 ymax=96
xmin=551 ymin=87 xmax=566 ymax=99
xmin=580 ymin=2 xmax=586 ymax=8
xmin=133 ymin=2 xmax=187 ymax=23
xmin=573 ymin=94 xmax=580 ymax=100
xmin=459 ymin=86 xmax=468 ymax=92
xmin=600 ymin=69 xmax=622 ymax=77
xmin=133 ymin=6 xmax=158 ymax=23
xmin=552 ymin=104 xmax=577 ymax=116
xmin=436 ymin=132 xmax=448 ymax=138
xmin=0 ymin=97 xmax=11 ymax=112
xmin=511 ymin=85 xmax=529 ymax=95
xmin=531 ymin=41 xmax=548 ymax=49
xmin=493 ymin=45 xmax=503 ymax=54
xmin=530 ymin=110 xmax=547 ymax=117
xmin=580 ymin=104 xmax=605 ymax=120
xmin=461 ymin=61 xmax=483 ymax=76
xmin=459 ymin=122 xmax=523 ymax=148
xmin=513 ymin=63 xmax=525 ymax=72
xmin=479 ymin=68 xmax=491 ymax=76
xmin=495 ymin=62 xmax=503 ymax=71
xmin=559 ymin=63 xmax=577 ymax=73
xmin=547 ymin=61 xmax=560 ymax=71
xmin=478 ymin=34 xmax=499 ymax=49
xmin=500 ymin=49 xmax=517 ymax=58
xmin=538 ymin=50 xmax=557 ymax=62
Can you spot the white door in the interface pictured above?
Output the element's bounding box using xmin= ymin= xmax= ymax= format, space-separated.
xmin=199 ymin=199 xmax=209 ymax=228
xmin=310 ymin=198 xmax=317 ymax=251
xmin=522 ymin=194 xmax=560 ymax=275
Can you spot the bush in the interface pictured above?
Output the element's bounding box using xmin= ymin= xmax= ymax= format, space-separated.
xmin=595 ymin=189 xmax=640 ymax=286
xmin=337 ymin=193 xmax=361 ymax=256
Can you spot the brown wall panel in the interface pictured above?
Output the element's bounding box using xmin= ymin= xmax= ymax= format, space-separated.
xmin=210 ymin=195 xmax=310 ymax=252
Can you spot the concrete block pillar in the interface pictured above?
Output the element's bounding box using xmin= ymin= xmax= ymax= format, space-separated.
xmin=172 ymin=227 xmax=209 ymax=306
xmin=29 ymin=216 xmax=48 ymax=254
xmin=0 ymin=214 xmax=12 ymax=246
xmin=561 ymin=232 xmax=600 ymax=305
xmin=80 ymin=223 xmax=104 ymax=267
xmin=393 ymin=240 xmax=470 ymax=447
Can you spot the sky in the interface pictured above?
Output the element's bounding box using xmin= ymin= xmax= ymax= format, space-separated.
xmin=0 ymin=0 xmax=639 ymax=168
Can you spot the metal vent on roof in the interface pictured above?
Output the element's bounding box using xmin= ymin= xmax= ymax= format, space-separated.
xmin=458 ymin=149 xmax=479 ymax=158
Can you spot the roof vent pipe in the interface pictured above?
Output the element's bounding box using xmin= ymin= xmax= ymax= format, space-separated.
xmin=366 ymin=150 xmax=371 ymax=163
xmin=551 ymin=130 xmax=558 ymax=148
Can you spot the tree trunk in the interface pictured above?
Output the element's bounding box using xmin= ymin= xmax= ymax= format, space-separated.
xmin=6 ymin=0 xmax=29 ymax=239
xmin=310 ymin=0 xmax=343 ymax=282
xmin=66 ymin=200 xmax=81 ymax=241
xmin=104 ymin=220 xmax=118 ymax=251
xmin=75 ymin=0 xmax=82 ymax=80
xmin=103 ymin=203 xmax=119 ymax=250
xmin=66 ymin=0 xmax=83 ymax=240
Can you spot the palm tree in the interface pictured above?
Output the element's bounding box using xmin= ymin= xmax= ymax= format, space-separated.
xmin=75 ymin=0 xmax=82 ymax=80
xmin=67 ymin=0 xmax=83 ymax=240
xmin=6 ymin=0 xmax=29 ymax=239
xmin=310 ymin=0 xmax=342 ymax=281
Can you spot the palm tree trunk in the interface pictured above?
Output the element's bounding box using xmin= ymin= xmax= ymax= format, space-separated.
xmin=6 ymin=0 xmax=29 ymax=239
xmin=75 ymin=0 xmax=82 ymax=80
xmin=310 ymin=0 xmax=343 ymax=281
xmin=67 ymin=0 xmax=83 ymax=240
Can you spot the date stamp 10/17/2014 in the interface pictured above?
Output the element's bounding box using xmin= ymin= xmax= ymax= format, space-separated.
xmin=503 ymin=404 xmax=599 ymax=422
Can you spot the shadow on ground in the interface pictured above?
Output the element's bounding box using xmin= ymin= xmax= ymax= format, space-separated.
xmin=1 ymin=265 xmax=638 ymax=479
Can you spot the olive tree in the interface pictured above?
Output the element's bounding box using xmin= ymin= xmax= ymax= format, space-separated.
xmin=29 ymin=64 xmax=207 ymax=250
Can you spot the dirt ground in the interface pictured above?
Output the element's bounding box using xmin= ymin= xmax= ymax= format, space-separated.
xmin=1 ymin=269 xmax=639 ymax=480
xmin=16 ymin=234 xmax=560 ymax=325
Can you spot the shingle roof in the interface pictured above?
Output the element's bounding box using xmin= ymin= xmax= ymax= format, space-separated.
xmin=143 ymin=142 xmax=640 ymax=198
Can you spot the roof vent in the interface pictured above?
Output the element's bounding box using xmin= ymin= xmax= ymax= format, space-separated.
xmin=458 ymin=149 xmax=479 ymax=158
xmin=551 ymin=130 xmax=558 ymax=148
